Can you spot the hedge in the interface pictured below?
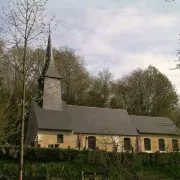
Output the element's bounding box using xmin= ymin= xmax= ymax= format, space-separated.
xmin=1 ymin=145 xmax=180 ymax=166
xmin=1 ymin=146 xmax=180 ymax=179
xmin=0 ymin=146 xmax=104 ymax=164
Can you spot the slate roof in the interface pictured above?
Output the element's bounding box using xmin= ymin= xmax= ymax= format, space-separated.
xmin=29 ymin=103 xmax=180 ymax=136
xmin=45 ymin=66 xmax=61 ymax=79
xmin=33 ymin=102 xmax=72 ymax=130
xmin=130 ymin=115 xmax=180 ymax=135
xmin=31 ymin=103 xmax=138 ymax=136
xmin=67 ymin=105 xmax=138 ymax=135
xmin=43 ymin=34 xmax=61 ymax=79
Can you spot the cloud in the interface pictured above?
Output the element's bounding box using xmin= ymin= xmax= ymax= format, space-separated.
xmin=1 ymin=0 xmax=180 ymax=93
xmin=57 ymin=2 xmax=180 ymax=93
xmin=110 ymin=52 xmax=180 ymax=92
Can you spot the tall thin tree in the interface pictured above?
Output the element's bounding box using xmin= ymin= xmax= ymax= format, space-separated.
xmin=1 ymin=0 xmax=50 ymax=179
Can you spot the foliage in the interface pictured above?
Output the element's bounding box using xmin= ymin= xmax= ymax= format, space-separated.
xmin=0 ymin=161 xmax=91 ymax=180
xmin=1 ymin=147 xmax=180 ymax=179
xmin=86 ymin=68 xmax=113 ymax=108
xmin=0 ymin=41 xmax=21 ymax=144
xmin=111 ymin=65 xmax=179 ymax=118
xmin=2 ymin=146 xmax=180 ymax=166
xmin=1 ymin=160 xmax=178 ymax=180
xmin=54 ymin=47 xmax=90 ymax=105
xmin=1 ymin=35 xmax=180 ymax=144
xmin=0 ymin=37 xmax=180 ymax=144
xmin=1 ymin=0 xmax=53 ymax=178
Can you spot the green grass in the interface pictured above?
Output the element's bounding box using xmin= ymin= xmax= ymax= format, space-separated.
xmin=0 ymin=160 xmax=180 ymax=180
xmin=0 ymin=160 xmax=103 ymax=180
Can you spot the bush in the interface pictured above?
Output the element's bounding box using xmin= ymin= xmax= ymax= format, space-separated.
xmin=0 ymin=146 xmax=91 ymax=163
xmin=2 ymin=147 xmax=180 ymax=180
xmin=0 ymin=161 xmax=83 ymax=180
xmin=24 ymin=147 xmax=82 ymax=162
xmin=2 ymin=145 xmax=180 ymax=167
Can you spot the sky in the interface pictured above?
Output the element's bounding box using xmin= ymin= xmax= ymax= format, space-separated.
xmin=1 ymin=0 xmax=180 ymax=93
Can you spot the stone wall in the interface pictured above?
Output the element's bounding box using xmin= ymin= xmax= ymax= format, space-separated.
xmin=139 ymin=134 xmax=180 ymax=152
xmin=38 ymin=130 xmax=77 ymax=149
xmin=76 ymin=134 xmax=137 ymax=152
xmin=37 ymin=130 xmax=137 ymax=152
xmin=37 ymin=130 xmax=180 ymax=153
xmin=43 ymin=77 xmax=62 ymax=111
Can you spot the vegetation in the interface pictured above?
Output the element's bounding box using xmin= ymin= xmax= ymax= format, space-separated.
xmin=1 ymin=0 xmax=52 ymax=178
xmin=54 ymin=47 xmax=90 ymax=105
xmin=0 ymin=40 xmax=180 ymax=179
xmin=2 ymin=160 xmax=179 ymax=180
xmin=0 ymin=0 xmax=180 ymax=179
xmin=110 ymin=66 xmax=179 ymax=118
xmin=0 ymin=44 xmax=179 ymax=143
xmin=1 ymin=146 xmax=180 ymax=179
xmin=0 ymin=36 xmax=180 ymax=180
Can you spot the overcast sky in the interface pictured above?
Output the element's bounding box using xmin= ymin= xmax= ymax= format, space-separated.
xmin=1 ymin=0 xmax=180 ymax=93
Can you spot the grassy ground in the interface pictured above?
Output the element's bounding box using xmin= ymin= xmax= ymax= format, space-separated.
xmin=139 ymin=166 xmax=180 ymax=180
xmin=0 ymin=159 xmax=180 ymax=180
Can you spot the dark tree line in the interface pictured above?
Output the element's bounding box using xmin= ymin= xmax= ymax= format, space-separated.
xmin=110 ymin=66 xmax=178 ymax=118
xmin=0 ymin=40 xmax=180 ymax=145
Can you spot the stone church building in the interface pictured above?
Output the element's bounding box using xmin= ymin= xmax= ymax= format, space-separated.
xmin=25 ymin=34 xmax=180 ymax=153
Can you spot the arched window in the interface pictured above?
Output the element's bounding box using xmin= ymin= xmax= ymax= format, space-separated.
xmin=159 ymin=139 xmax=165 ymax=151
xmin=88 ymin=136 xmax=96 ymax=150
xmin=172 ymin=139 xmax=179 ymax=152
xmin=144 ymin=138 xmax=151 ymax=151
xmin=124 ymin=138 xmax=131 ymax=151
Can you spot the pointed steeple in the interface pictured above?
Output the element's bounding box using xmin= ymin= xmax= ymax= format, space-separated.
xmin=38 ymin=32 xmax=63 ymax=111
xmin=43 ymin=33 xmax=61 ymax=79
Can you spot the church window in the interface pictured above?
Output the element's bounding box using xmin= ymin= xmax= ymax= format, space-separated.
xmin=124 ymin=138 xmax=131 ymax=151
xmin=172 ymin=139 xmax=179 ymax=152
xmin=159 ymin=139 xmax=165 ymax=151
xmin=88 ymin=136 xmax=96 ymax=150
xmin=57 ymin=134 xmax=64 ymax=143
xmin=144 ymin=138 xmax=151 ymax=151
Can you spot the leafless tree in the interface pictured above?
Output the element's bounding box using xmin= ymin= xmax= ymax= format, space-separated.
xmin=1 ymin=0 xmax=51 ymax=179
xmin=54 ymin=47 xmax=90 ymax=105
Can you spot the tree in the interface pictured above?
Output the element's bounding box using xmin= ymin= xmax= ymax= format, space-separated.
xmin=86 ymin=68 xmax=113 ymax=108
xmin=1 ymin=0 xmax=49 ymax=179
xmin=111 ymin=65 xmax=178 ymax=117
xmin=0 ymin=80 xmax=10 ymax=143
xmin=0 ymin=83 xmax=20 ymax=144
xmin=0 ymin=40 xmax=21 ymax=144
xmin=54 ymin=47 xmax=90 ymax=105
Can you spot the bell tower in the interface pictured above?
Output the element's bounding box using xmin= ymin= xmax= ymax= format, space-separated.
xmin=39 ymin=33 xmax=62 ymax=111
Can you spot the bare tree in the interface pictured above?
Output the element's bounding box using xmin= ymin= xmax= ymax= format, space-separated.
xmin=86 ymin=68 xmax=113 ymax=108
xmin=54 ymin=47 xmax=90 ymax=105
xmin=111 ymin=66 xmax=178 ymax=118
xmin=1 ymin=0 xmax=50 ymax=179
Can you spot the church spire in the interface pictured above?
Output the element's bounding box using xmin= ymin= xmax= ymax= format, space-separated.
xmin=43 ymin=32 xmax=61 ymax=79
xmin=38 ymin=32 xmax=63 ymax=111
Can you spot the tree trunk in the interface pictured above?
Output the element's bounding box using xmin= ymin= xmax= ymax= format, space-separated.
xmin=19 ymin=40 xmax=27 ymax=180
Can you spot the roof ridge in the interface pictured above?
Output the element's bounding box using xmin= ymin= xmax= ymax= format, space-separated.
xmin=67 ymin=104 xmax=126 ymax=111
xmin=130 ymin=115 xmax=168 ymax=119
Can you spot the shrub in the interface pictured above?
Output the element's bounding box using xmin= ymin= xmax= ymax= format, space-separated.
xmin=2 ymin=145 xmax=180 ymax=167
xmin=0 ymin=161 xmax=82 ymax=180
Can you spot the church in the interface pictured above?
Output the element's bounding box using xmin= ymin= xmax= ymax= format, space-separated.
xmin=25 ymin=34 xmax=180 ymax=153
